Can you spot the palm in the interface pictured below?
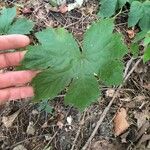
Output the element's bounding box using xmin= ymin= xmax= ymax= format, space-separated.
xmin=0 ymin=35 xmax=36 ymax=104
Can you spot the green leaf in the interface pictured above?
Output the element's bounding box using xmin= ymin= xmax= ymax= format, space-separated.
xmin=99 ymin=60 xmax=124 ymax=85
xmin=7 ymin=18 xmax=34 ymax=34
xmin=143 ymin=45 xmax=150 ymax=63
xmin=139 ymin=1 xmax=150 ymax=31
xmin=45 ymin=105 xmax=53 ymax=113
xmin=22 ymin=28 xmax=80 ymax=70
xmin=99 ymin=0 xmax=117 ymax=18
xmin=0 ymin=7 xmax=16 ymax=34
xmin=130 ymin=43 xmax=139 ymax=57
xmin=118 ymin=0 xmax=128 ymax=8
xmin=49 ymin=0 xmax=58 ymax=6
xmin=32 ymin=68 xmax=71 ymax=101
xmin=82 ymin=19 xmax=127 ymax=77
xmin=98 ymin=0 xmax=128 ymax=18
xmin=133 ymin=31 xmax=147 ymax=43
xmin=128 ymin=1 xmax=150 ymax=31
xmin=65 ymin=76 xmax=100 ymax=110
xmin=0 ymin=7 xmax=34 ymax=35
xmin=22 ymin=19 xmax=127 ymax=109
xmin=143 ymin=36 xmax=150 ymax=46
xmin=128 ymin=1 xmax=143 ymax=27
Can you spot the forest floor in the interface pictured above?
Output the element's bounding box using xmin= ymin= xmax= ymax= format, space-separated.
xmin=0 ymin=0 xmax=150 ymax=150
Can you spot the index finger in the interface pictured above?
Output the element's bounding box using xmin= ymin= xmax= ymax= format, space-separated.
xmin=0 ymin=35 xmax=30 ymax=51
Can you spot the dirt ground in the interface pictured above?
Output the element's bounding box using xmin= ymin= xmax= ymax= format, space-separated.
xmin=0 ymin=0 xmax=150 ymax=150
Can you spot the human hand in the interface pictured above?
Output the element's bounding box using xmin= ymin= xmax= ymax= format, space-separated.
xmin=0 ymin=35 xmax=37 ymax=104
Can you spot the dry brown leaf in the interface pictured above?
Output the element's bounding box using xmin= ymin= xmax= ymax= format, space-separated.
xmin=21 ymin=7 xmax=33 ymax=14
xmin=105 ymin=89 xmax=115 ymax=97
xmin=126 ymin=29 xmax=135 ymax=39
xmin=59 ymin=5 xmax=68 ymax=13
xmin=2 ymin=110 xmax=20 ymax=128
xmin=114 ymin=108 xmax=130 ymax=136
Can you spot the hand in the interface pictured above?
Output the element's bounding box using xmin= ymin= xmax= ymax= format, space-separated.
xmin=0 ymin=35 xmax=37 ymax=104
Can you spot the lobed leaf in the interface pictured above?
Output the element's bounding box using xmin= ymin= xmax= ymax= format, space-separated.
xmin=0 ymin=7 xmax=16 ymax=34
xmin=7 ymin=18 xmax=34 ymax=34
xmin=22 ymin=19 xmax=127 ymax=110
xmin=99 ymin=0 xmax=118 ymax=18
xmin=98 ymin=0 xmax=128 ymax=18
xmin=22 ymin=28 xmax=80 ymax=70
xmin=32 ymin=68 xmax=72 ymax=101
xmin=128 ymin=1 xmax=150 ymax=31
xmin=128 ymin=1 xmax=143 ymax=27
xmin=65 ymin=75 xmax=100 ymax=110
xmin=0 ymin=7 xmax=34 ymax=35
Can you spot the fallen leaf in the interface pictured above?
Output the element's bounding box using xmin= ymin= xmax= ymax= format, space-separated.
xmin=26 ymin=122 xmax=35 ymax=135
xmin=114 ymin=108 xmax=130 ymax=136
xmin=2 ymin=110 xmax=20 ymax=128
xmin=105 ymin=89 xmax=115 ymax=97
xmin=126 ymin=29 xmax=135 ymax=39
xmin=22 ymin=7 xmax=32 ymax=14
xmin=59 ymin=5 xmax=68 ymax=13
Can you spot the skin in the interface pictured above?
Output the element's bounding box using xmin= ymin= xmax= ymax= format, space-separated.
xmin=0 ymin=35 xmax=37 ymax=104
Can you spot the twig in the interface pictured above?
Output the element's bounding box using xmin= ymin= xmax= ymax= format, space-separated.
xmin=81 ymin=58 xmax=142 ymax=150
xmin=43 ymin=131 xmax=59 ymax=150
xmin=124 ymin=58 xmax=142 ymax=82
xmin=71 ymin=110 xmax=87 ymax=150
xmin=124 ymin=57 xmax=134 ymax=78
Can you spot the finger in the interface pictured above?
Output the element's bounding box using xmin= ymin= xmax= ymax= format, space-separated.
xmin=0 ymin=51 xmax=25 ymax=68
xmin=0 ymin=71 xmax=37 ymax=89
xmin=0 ymin=35 xmax=30 ymax=51
xmin=0 ymin=86 xmax=34 ymax=104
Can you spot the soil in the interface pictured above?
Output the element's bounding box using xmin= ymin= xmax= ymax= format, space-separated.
xmin=0 ymin=0 xmax=150 ymax=150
